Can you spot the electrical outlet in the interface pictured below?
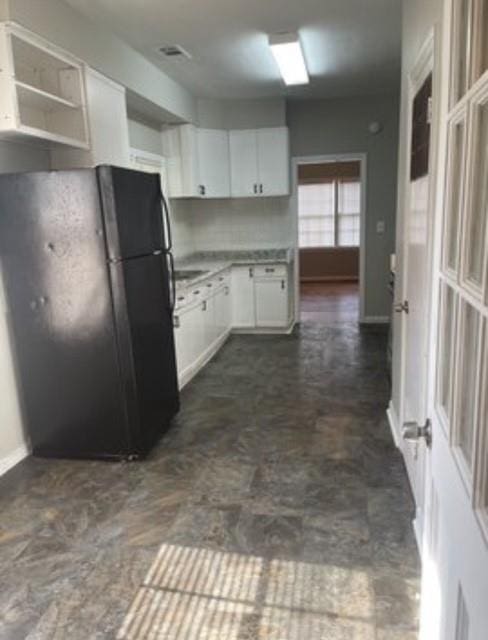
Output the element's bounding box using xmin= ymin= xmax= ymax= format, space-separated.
xmin=376 ymin=220 xmax=385 ymax=234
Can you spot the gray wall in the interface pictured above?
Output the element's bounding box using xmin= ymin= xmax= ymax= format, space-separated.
xmin=197 ymin=98 xmax=286 ymax=130
xmin=390 ymin=0 xmax=442 ymax=421
xmin=0 ymin=142 xmax=51 ymax=469
xmin=287 ymin=93 xmax=400 ymax=318
xmin=127 ymin=118 xmax=163 ymax=155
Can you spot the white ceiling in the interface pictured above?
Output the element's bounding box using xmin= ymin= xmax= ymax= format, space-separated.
xmin=65 ymin=0 xmax=402 ymax=100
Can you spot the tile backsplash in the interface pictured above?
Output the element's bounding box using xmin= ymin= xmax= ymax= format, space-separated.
xmin=168 ymin=196 xmax=294 ymax=257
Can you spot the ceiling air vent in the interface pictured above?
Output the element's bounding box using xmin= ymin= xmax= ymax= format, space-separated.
xmin=157 ymin=45 xmax=191 ymax=60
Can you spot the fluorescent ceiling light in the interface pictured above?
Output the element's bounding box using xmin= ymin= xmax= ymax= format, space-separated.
xmin=268 ymin=32 xmax=309 ymax=86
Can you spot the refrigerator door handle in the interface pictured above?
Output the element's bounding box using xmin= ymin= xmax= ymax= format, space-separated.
xmin=160 ymin=191 xmax=173 ymax=252
xmin=166 ymin=250 xmax=176 ymax=312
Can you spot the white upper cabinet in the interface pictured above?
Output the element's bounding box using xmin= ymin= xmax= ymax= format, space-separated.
xmin=197 ymin=128 xmax=231 ymax=198
xmin=162 ymin=124 xmax=230 ymax=198
xmin=257 ymin=128 xmax=290 ymax=197
xmin=0 ymin=22 xmax=89 ymax=148
xmin=229 ymin=130 xmax=260 ymax=197
xmin=165 ymin=124 xmax=289 ymax=199
xmin=230 ymin=127 xmax=289 ymax=198
xmin=52 ymin=67 xmax=130 ymax=169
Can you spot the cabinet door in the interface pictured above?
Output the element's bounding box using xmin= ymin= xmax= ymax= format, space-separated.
xmin=198 ymin=129 xmax=230 ymax=198
xmin=231 ymin=266 xmax=256 ymax=327
xmin=174 ymin=303 xmax=205 ymax=380
xmin=51 ymin=68 xmax=130 ymax=168
xmin=214 ymin=285 xmax=231 ymax=339
xmin=255 ymin=277 xmax=288 ymax=327
xmin=229 ymin=130 xmax=259 ymax=197
xmin=179 ymin=124 xmax=200 ymax=198
xmin=257 ymin=127 xmax=290 ymax=196
xmin=202 ymin=293 xmax=217 ymax=349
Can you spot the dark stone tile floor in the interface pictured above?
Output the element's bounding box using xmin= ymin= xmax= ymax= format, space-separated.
xmin=0 ymin=319 xmax=420 ymax=639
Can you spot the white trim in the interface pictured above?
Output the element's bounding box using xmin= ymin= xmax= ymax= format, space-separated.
xmin=232 ymin=319 xmax=295 ymax=335
xmin=362 ymin=315 xmax=389 ymax=324
xmin=290 ymin=153 xmax=367 ymax=323
xmin=387 ymin=400 xmax=401 ymax=448
xmin=413 ymin=515 xmax=423 ymax=552
xmin=0 ymin=443 xmax=29 ymax=476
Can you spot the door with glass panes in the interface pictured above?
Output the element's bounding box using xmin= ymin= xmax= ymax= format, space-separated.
xmin=419 ymin=0 xmax=488 ymax=638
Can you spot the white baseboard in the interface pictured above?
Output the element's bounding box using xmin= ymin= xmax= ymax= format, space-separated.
xmin=232 ymin=319 xmax=295 ymax=335
xmin=386 ymin=401 xmax=401 ymax=448
xmin=361 ymin=315 xmax=390 ymax=324
xmin=0 ymin=443 xmax=29 ymax=476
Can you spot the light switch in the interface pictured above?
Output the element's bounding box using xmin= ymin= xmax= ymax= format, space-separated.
xmin=376 ymin=220 xmax=385 ymax=234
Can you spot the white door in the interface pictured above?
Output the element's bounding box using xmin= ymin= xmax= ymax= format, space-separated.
xmin=419 ymin=1 xmax=488 ymax=638
xmin=257 ymin=127 xmax=290 ymax=196
xmin=198 ymin=128 xmax=230 ymax=198
xmin=399 ymin=44 xmax=435 ymax=545
xmin=255 ymin=278 xmax=288 ymax=327
xmin=229 ymin=130 xmax=259 ymax=197
xmin=231 ymin=266 xmax=255 ymax=327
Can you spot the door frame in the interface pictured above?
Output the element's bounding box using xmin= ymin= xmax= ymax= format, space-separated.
xmin=290 ymin=153 xmax=367 ymax=323
xmin=394 ymin=28 xmax=441 ymax=547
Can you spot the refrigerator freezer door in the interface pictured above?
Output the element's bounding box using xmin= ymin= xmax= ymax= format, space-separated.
xmin=0 ymin=170 xmax=131 ymax=459
xmin=109 ymin=252 xmax=179 ymax=455
xmin=97 ymin=166 xmax=167 ymax=260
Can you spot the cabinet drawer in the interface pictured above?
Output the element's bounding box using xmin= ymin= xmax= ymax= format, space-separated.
xmin=254 ymin=264 xmax=287 ymax=278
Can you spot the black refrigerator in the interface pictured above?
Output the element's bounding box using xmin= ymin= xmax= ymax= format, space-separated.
xmin=0 ymin=166 xmax=179 ymax=460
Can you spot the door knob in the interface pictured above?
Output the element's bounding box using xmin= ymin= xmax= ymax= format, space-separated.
xmin=394 ymin=300 xmax=409 ymax=313
xmin=402 ymin=419 xmax=432 ymax=447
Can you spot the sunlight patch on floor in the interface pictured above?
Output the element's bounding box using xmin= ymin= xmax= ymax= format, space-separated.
xmin=117 ymin=543 xmax=375 ymax=640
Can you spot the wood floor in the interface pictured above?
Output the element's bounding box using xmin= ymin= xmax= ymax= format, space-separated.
xmin=300 ymin=281 xmax=360 ymax=324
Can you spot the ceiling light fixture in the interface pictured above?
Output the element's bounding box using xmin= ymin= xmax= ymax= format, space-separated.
xmin=268 ymin=32 xmax=309 ymax=86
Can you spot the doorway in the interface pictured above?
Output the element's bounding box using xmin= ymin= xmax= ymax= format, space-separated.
xmin=292 ymin=155 xmax=367 ymax=324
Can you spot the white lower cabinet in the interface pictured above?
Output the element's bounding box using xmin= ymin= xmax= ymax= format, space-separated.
xmin=174 ymin=302 xmax=203 ymax=380
xmin=255 ymin=277 xmax=289 ymax=327
xmin=231 ymin=266 xmax=256 ymax=328
xmin=215 ymin=283 xmax=231 ymax=338
xmin=174 ymin=265 xmax=290 ymax=387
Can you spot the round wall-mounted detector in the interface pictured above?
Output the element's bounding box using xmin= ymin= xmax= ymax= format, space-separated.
xmin=368 ymin=121 xmax=382 ymax=135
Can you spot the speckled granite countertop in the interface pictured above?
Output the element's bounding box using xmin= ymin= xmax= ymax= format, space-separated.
xmin=174 ymin=248 xmax=293 ymax=291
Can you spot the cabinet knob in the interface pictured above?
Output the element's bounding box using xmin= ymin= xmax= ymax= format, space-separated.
xmin=253 ymin=184 xmax=258 ymax=194
xmin=281 ymin=280 xmax=285 ymax=290
xmin=174 ymin=315 xmax=180 ymax=328
xmin=249 ymin=267 xmax=254 ymax=278
xmin=259 ymin=183 xmax=263 ymax=194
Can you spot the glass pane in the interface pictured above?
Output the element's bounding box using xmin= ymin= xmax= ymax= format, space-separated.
xmin=338 ymin=214 xmax=360 ymax=247
xmin=465 ymin=101 xmax=488 ymax=287
xmin=338 ymin=181 xmax=360 ymax=214
xmin=438 ymin=284 xmax=456 ymax=419
xmin=453 ymin=0 xmax=471 ymax=103
xmin=338 ymin=181 xmax=360 ymax=247
xmin=457 ymin=302 xmax=480 ymax=469
xmin=445 ymin=120 xmax=466 ymax=272
xmin=478 ymin=0 xmax=488 ymax=79
xmin=298 ymin=183 xmax=335 ymax=248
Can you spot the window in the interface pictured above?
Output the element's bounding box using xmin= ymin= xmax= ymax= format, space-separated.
xmin=337 ymin=179 xmax=360 ymax=247
xmin=298 ymin=183 xmax=335 ymax=248
xmin=298 ymin=162 xmax=361 ymax=249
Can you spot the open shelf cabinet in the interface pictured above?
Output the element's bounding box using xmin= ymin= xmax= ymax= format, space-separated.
xmin=0 ymin=22 xmax=89 ymax=148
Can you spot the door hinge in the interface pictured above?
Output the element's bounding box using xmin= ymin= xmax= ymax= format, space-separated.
xmin=394 ymin=300 xmax=409 ymax=314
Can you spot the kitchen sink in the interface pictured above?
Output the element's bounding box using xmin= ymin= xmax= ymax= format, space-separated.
xmin=174 ymin=269 xmax=209 ymax=281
